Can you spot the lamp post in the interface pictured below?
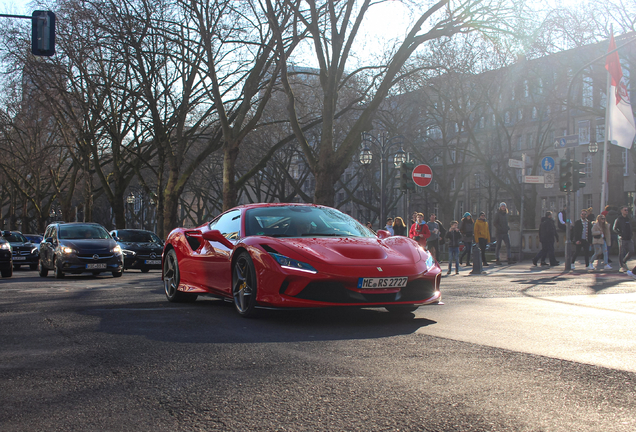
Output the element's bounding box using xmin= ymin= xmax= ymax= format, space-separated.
xmin=359 ymin=132 xmax=406 ymax=224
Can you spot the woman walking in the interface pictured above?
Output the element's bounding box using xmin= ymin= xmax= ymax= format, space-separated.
xmin=591 ymin=214 xmax=612 ymax=270
xmin=474 ymin=211 xmax=491 ymax=267
xmin=459 ymin=212 xmax=474 ymax=266
xmin=392 ymin=217 xmax=407 ymax=236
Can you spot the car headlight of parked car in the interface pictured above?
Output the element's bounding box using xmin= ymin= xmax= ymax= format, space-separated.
xmin=61 ymin=246 xmax=75 ymax=254
xmin=112 ymin=245 xmax=122 ymax=255
xmin=1 ymin=243 xmax=11 ymax=251
xmin=268 ymin=252 xmax=317 ymax=274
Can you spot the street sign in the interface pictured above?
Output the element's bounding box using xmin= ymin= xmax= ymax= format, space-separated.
xmin=544 ymin=183 xmax=554 ymax=188
xmin=554 ymin=135 xmax=579 ymax=149
xmin=412 ymin=164 xmax=432 ymax=187
xmin=523 ymin=175 xmax=545 ymax=184
xmin=508 ymin=159 xmax=524 ymax=168
xmin=541 ymin=156 xmax=555 ymax=172
xmin=544 ymin=173 xmax=555 ymax=183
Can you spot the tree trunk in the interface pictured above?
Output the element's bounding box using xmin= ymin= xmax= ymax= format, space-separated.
xmin=314 ymin=169 xmax=336 ymax=206
xmin=222 ymin=143 xmax=240 ymax=211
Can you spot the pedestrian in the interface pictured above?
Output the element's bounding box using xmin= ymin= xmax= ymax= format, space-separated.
xmin=384 ymin=217 xmax=394 ymax=235
xmin=459 ymin=212 xmax=474 ymax=266
xmin=366 ymin=221 xmax=376 ymax=235
xmin=409 ymin=213 xmax=431 ymax=248
xmin=558 ymin=205 xmax=568 ymax=243
xmin=445 ymin=221 xmax=462 ymax=275
xmin=532 ymin=211 xmax=559 ymax=267
xmin=493 ymin=202 xmax=515 ymax=264
xmin=613 ymin=205 xmax=633 ymax=271
xmin=474 ymin=211 xmax=490 ymax=267
xmin=591 ymin=214 xmax=612 ymax=270
xmin=392 ymin=217 xmax=407 ymax=236
xmin=436 ymin=218 xmax=446 ymax=262
xmin=571 ymin=209 xmax=592 ymax=270
xmin=426 ymin=214 xmax=441 ymax=261
xmin=605 ymin=205 xmax=619 ymax=262
xmin=587 ymin=207 xmax=595 ymax=223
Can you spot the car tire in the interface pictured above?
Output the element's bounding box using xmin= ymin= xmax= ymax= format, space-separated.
xmin=385 ymin=305 xmax=419 ymax=314
xmin=232 ymin=251 xmax=259 ymax=318
xmin=29 ymin=263 xmax=37 ymax=271
xmin=38 ymin=260 xmax=48 ymax=277
xmin=1 ymin=266 xmax=12 ymax=278
xmin=141 ymin=267 xmax=150 ymax=273
xmin=163 ymin=249 xmax=197 ymax=303
xmin=112 ymin=269 xmax=123 ymax=278
xmin=54 ymin=262 xmax=64 ymax=279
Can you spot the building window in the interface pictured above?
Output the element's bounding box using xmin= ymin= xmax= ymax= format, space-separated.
xmin=505 ymin=111 xmax=511 ymax=124
xmin=578 ymin=120 xmax=590 ymax=145
xmin=526 ymin=133 xmax=533 ymax=149
xmin=492 ymin=114 xmax=496 ymax=126
xmin=541 ymin=197 xmax=547 ymax=213
xmin=433 ymin=155 xmax=441 ymax=165
xmin=434 ymin=181 xmax=439 ymax=192
xmin=458 ymin=200 xmax=464 ymax=217
xmin=596 ymin=120 xmax=605 ymax=142
xmin=532 ymin=106 xmax=538 ymax=119
xmin=524 ymin=80 xmax=529 ymax=97
xmin=516 ymin=135 xmax=523 ymax=151
xmin=582 ymin=76 xmax=593 ymax=107
xmin=517 ymin=109 xmax=523 ymax=121
xmin=450 ymin=178 xmax=456 ymax=190
xmin=584 ymin=153 xmax=592 ymax=178
xmin=584 ymin=194 xmax=593 ymax=209
xmin=450 ymin=149 xmax=456 ymax=162
xmin=479 ymin=116 xmax=485 ymax=128
xmin=538 ymin=78 xmax=543 ymax=94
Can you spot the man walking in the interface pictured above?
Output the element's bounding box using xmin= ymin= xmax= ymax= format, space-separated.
xmin=613 ymin=205 xmax=633 ymax=271
xmin=532 ymin=211 xmax=559 ymax=267
xmin=493 ymin=202 xmax=514 ymax=265
xmin=426 ymin=214 xmax=440 ymax=261
xmin=571 ymin=209 xmax=592 ymax=270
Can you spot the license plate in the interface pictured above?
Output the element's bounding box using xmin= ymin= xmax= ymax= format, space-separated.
xmin=13 ymin=256 xmax=26 ymax=260
xmin=86 ymin=263 xmax=107 ymax=269
xmin=145 ymin=260 xmax=161 ymax=265
xmin=358 ymin=277 xmax=408 ymax=289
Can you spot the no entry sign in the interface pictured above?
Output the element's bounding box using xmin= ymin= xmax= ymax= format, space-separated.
xmin=412 ymin=164 xmax=433 ymax=187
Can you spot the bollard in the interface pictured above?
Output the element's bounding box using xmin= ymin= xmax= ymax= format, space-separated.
xmin=470 ymin=243 xmax=484 ymax=275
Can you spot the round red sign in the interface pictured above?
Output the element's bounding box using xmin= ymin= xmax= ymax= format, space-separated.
xmin=412 ymin=164 xmax=433 ymax=187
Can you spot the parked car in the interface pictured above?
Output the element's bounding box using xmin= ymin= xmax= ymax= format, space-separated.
xmin=162 ymin=203 xmax=442 ymax=317
xmin=110 ymin=229 xmax=163 ymax=272
xmin=1 ymin=231 xmax=39 ymax=270
xmin=0 ymin=237 xmax=12 ymax=277
xmin=39 ymin=222 xmax=123 ymax=278
xmin=23 ymin=234 xmax=44 ymax=251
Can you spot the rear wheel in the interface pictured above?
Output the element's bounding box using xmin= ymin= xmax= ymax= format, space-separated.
xmin=112 ymin=269 xmax=123 ymax=277
xmin=385 ymin=305 xmax=419 ymax=314
xmin=232 ymin=252 xmax=258 ymax=318
xmin=163 ymin=249 xmax=197 ymax=303
xmin=141 ymin=267 xmax=150 ymax=273
xmin=38 ymin=260 xmax=48 ymax=277
xmin=1 ymin=266 xmax=12 ymax=278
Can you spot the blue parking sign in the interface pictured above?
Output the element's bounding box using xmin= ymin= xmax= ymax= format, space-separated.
xmin=541 ymin=156 xmax=555 ymax=172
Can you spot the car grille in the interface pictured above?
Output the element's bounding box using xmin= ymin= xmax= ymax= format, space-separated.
xmin=295 ymin=278 xmax=437 ymax=304
xmin=13 ymin=249 xmax=35 ymax=256
xmin=76 ymin=253 xmax=115 ymax=261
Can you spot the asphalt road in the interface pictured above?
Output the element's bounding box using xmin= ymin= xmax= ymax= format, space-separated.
xmin=1 ymin=266 xmax=635 ymax=431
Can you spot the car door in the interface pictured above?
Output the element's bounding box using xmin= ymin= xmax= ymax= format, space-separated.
xmin=188 ymin=210 xmax=240 ymax=294
xmin=40 ymin=226 xmax=56 ymax=268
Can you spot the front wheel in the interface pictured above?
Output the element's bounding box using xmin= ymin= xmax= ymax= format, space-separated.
xmin=163 ymin=249 xmax=197 ymax=303
xmin=1 ymin=266 xmax=12 ymax=278
xmin=232 ymin=252 xmax=258 ymax=318
xmin=112 ymin=269 xmax=123 ymax=278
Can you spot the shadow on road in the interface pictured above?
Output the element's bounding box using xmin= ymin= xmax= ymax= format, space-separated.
xmin=80 ymin=298 xmax=437 ymax=344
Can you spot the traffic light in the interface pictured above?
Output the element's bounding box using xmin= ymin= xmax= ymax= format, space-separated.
xmin=400 ymin=161 xmax=415 ymax=191
xmin=559 ymin=158 xmax=572 ymax=192
xmin=32 ymin=11 xmax=56 ymax=57
xmin=572 ymin=160 xmax=586 ymax=192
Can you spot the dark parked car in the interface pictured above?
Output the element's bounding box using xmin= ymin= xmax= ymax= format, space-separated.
xmin=110 ymin=229 xmax=163 ymax=272
xmin=23 ymin=234 xmax=44 ymax=251
xmin=39 ymin=222 xmax=123 ymax=278
xmin=1 ymin=231 xmax=39 ymax=270
xmin=0 ymin=237 xmax=12 ymax=277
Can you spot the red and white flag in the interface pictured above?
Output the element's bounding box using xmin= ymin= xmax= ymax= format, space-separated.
xmin=605 ymin=33 xmax=635 ymax=149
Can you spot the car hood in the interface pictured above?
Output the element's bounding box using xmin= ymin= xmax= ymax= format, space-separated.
xmin=118 ymin=242 xmax=163 ymax=251
xmin=267 ymin=236 xmax=422 ymax=265
xmin=61 ymin=239 xmax=116 ymax=253
xmin=9 ymin=241 xmax=34 ymax=249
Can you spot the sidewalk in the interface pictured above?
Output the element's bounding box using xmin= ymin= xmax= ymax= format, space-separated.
xmin=441 ymin=256 xmax=635 ymax=277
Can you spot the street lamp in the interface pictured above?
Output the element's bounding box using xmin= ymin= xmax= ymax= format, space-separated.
xmin=359 ymin=132 xmax=405 ymax=224
xmin=588 ymin=141 xmax=598 ymax=154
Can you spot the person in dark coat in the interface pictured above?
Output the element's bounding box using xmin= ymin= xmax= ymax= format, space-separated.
xmin=613 ymin=205 xmax=633 ymax=271
xmin=445 ymin=221 xmax=462 ymax=275
xmin=572 ymin=209 xmax=593 ymax=270
xmin=392 ymin=217 xmax=407 ymax=236
xmin=532 ymin=211 xmax=559 ymax=267
xmin=493 ymin=202 xmax=514 ymax=264
xmin=459 ymin=212 xmax=474 ymax=266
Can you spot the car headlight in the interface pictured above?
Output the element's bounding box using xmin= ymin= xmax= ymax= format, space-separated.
xmin=61 ymin=246 xmax=75 ymax=254
xmin=0 ymin=243 xmax=10 ymax=251
xmin=268 ymin=252 xmax=317 ymax=274
xmin=112 ymin=245 xmax=122 ymax=254
xmin=122 ymin=249 xmax=136 ymax=256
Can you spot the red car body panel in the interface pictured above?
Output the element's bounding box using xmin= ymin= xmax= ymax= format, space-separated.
xmin=163 ymin=203 xmax=441 ymax=309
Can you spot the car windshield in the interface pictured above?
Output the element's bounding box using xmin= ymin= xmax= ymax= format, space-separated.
xmin=116 ymin=230 xmax=162 ymax=243
xmin=245 ymin=206 xmax=374 ymax=238
xmin=25 ymin=235 xmax=43 ymax=243
xmin=58 ymin=225 xmax=111 ymax=240
xmin=3 ymin=232 xmax=28 ymax=243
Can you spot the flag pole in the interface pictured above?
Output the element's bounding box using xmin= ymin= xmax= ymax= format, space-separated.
xmin=600 ymin=25 xmax=613 ymax=211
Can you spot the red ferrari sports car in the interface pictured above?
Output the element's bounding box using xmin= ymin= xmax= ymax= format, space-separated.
xmin=162 ymin=203 xmax=441 ymax=317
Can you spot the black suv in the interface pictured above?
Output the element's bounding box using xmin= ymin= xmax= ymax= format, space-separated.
xmin=1 ymin=231 xmax=39 ymax=270
xmin=39 ymin=222 xmax=123 ymax=278
xmin=0 ymin=237 xmax=12 ymax=277
xmin=110 ymin=229 xmax=163 ymax=272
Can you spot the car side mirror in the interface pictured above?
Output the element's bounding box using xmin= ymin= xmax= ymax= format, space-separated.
xmin=201 ymin=230 xmax=234 ymax=249
xmin=376 ymin=229 xmax=391 ymax=239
